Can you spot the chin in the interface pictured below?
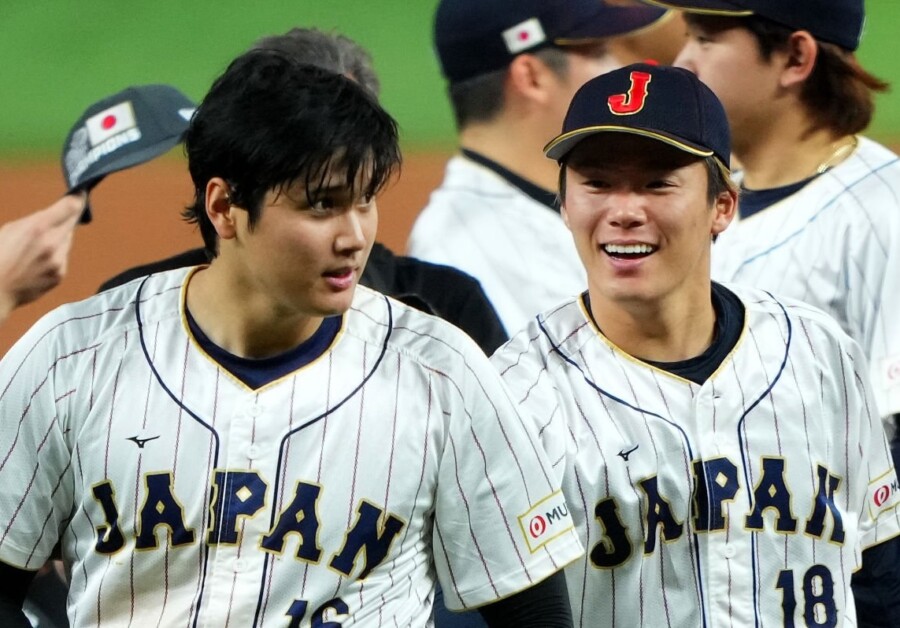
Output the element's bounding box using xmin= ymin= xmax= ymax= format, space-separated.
xmin=597 ymin=279 xmax=657 ymax=304
xmin=317 ymin=292 xmax=358 ymax=317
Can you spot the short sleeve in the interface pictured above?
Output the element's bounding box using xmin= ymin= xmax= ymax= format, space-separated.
xmin=491 ymin=327 xmax=571 ymax=484
xmin=431 ymin=341 xmax=582 ymax=610
xmin=843 ymin=336 xmax=900 ymax=551
xmin=0 ymin=313 xmax=77 ymax=569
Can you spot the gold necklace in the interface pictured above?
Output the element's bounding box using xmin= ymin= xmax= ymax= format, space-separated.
xmin=816 ymin=135 xmax=859 ymax=174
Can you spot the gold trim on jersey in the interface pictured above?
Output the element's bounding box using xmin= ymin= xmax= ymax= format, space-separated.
xmin=179 ymin=267 xmax=348 ymax=393
xmin=642 ymin=0 xmax=754 ymax=17
xmin=576 ymin=289 xmax=752 ymax=385
xmin=133 ymin=471 xmax=197 ymax=552
xmin=258 ymin=478 xmax=325 ymax=563
xmin=205 ymin=467 xmax=270 ymax=548
xmin=577 ymin=295 xmax=695 ymax=386
xmin=326 ymin=498 xmax=408 ymax=579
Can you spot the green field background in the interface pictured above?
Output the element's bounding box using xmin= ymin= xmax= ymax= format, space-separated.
xmin=1 ymin=0 xmax=899 ymax=160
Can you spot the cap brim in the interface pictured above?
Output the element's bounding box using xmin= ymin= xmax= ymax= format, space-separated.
xmin=66 ymin=133 xmax=184 ymax=195
xmin=640 ymin=0 xmax=754 ymax=17
xmin=544 ymin=126 xmax=714 ymax=161
xmin=556 ymin=5 xmax=671 ymax=42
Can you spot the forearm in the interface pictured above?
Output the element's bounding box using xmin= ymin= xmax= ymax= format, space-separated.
xmin=0 ymin=561 xmax=37 ymax=628
xmin=477 ymin=570 xmax=573 ymax=628
xmin=852 ymin=537 xmax=900 ymax=628
xmin=0 ymin=599 xmax=31 ymax=628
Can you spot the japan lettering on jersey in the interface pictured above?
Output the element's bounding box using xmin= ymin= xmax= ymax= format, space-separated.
xmin=492 ymin=285 xmax=900 ymax=627
xmin=0 ymin=268 xmax=582 ymax=627
xmin=712 ymin=137 xmax=900 ymax=427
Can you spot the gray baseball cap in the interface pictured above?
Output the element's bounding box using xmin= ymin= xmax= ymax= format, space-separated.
xmin=61 ymin=84 xmax=196 ymax=222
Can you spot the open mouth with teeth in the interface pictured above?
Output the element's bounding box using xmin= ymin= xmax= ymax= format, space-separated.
xmin=602 ymin=243 xmax=658 ymax=259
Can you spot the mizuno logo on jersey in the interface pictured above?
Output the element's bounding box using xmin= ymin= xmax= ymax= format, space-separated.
xmin=518 ymin=491 xmax=574 ymax=553
xmin=618 ymin=444 xmax=639 ymax=461
xmin=127 ymin=434 xmax=160 ymax=448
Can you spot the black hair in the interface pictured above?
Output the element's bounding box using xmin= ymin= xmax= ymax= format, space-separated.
xmin=183 ymin=50 xmax=400 ymax=257
xmin=685 ymin=13 xmax=888 ymax=137
xmin=448 ymin=47 xmax=570 ymax=130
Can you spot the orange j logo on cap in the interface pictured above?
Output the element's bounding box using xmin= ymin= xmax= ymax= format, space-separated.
xmin=608 ymin=71 xmax=652 ymax=116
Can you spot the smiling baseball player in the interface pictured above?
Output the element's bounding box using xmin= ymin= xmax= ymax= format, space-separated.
xmin=642 ymin=0 xmax=900 ymax=470
xmin=0 ymin=49 xmax=582 ymax=627
xmin=492 ymin=64 xmax=900 ymax=626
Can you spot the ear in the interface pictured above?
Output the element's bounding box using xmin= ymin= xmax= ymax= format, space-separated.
xmin=710 ymin=188 xmax=738 ymax=237
xmin=507 ymin=52 xmax=557 ymax=107
xmin=779 ymin=31 xmax=818 ymax=89
xmin=205 ymin=177 xmax=239 ymax=241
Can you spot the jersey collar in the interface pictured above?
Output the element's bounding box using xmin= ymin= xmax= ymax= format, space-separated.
xmin=461 ymin=148 xmax=560 ymax=213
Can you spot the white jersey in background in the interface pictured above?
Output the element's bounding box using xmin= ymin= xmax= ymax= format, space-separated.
xmin=0 ymin=268 xmax=582 ymax=627
xmin=712 ymin=136 xmax=900 ymax=429
xmin=493 ymin=285 xmax=900 ymax=627
xmin=408 ymin=154 xmax=586 ymax=334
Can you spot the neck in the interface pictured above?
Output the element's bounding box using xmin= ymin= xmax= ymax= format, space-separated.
xmin=459 ymin=118 xmax=558 ymax=191
xmin=186 ymin=264 xmax=323 ymax=359
xmin=588 ymin=284 xmax=716 ymax=363
xmin=734 ymin=111 xmax=853 ymax=189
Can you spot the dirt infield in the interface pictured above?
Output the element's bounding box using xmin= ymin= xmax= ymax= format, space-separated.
xmin=0 ymin=150 xmax=451 ymax=354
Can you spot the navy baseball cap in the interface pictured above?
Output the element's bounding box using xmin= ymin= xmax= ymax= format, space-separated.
xmin=545 ymin=63 xmax=731 ymax=169
xmin=642 ymin=0 xmax=864 ymax=51
xmin=434 ymin=0 xmax=671 ymax=83
xmin=62 ymin=84 xmax=196 ymax=222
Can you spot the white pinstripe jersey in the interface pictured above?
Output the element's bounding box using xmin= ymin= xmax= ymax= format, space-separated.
xmin=712 ymin=137 xmax=900 ymax=429
xmin=492 ymin=285 xmax=900 ymax=627
xmin=407 ymin=155 xmax=586 ymax=335
xmin=0 ymin=268 xmax=582 ymax=628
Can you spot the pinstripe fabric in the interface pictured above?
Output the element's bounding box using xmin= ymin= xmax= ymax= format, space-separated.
xmin=712 ymin=137 xmax=900 ymax=431
xmin=408 ymin=155 xmax=586 ymax=335
xmin=493 ymin=286 xmax=900 ymax=627
xmin=0 ymin=268 xmax=582 ymax=627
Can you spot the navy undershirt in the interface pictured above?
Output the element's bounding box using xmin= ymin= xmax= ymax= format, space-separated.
xmin=185 ymin=308 xmax=341 ymax=389
xmin=584 ymin=282 xmax=745 ymax=384
xmin=461 ymin=148 xmax=560 ymax=213
xmin=738 ymin=175 xmax=818 ymax=220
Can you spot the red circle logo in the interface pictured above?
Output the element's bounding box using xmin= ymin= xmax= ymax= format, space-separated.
xmin=529 ymin=515 xmax=547 ymax=538
xmin=875 ymin=485 xmax=892 ymax=507
xmin=888 ymin=361 xmax=900 ymax=382
xmin=101 ymin=115 xmax=117 ymax=130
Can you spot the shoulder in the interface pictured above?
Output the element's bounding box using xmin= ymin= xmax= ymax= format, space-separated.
xmin=492 ymin=296 xmax=588 ymax=374
xmin=727 ymin=283 xmax=859 ymax=353
xmin=823 ymin=137 xmax=900 ymax=206
xmin=413 ymin=156 xmax=529 ymax=224
xmin=98 ymin=248 xmax=207 ymax=292
xmin=1 ymin=268 xmax=188 ymax=379
xmin=346 ymin=285 xmax=491 ymax=372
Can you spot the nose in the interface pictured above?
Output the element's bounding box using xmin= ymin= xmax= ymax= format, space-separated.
xmin=606 ymin=192 xmax=647 ymax=230
xmin=673 ymin=44 xmax=696 ymax=72
xmin=334 ymin=205 xmax=373 ymax=254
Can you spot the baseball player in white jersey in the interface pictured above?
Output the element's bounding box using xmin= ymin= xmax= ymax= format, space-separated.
xmin=407 ymin=0 xmax=681 ymax=334
xmin=644 ymin=0 xmax=900 ymax=459
xmin=492 ymin=64 xmax=900 ymax=626
xmin=0 ymin=50 xmax=584 ymax=627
